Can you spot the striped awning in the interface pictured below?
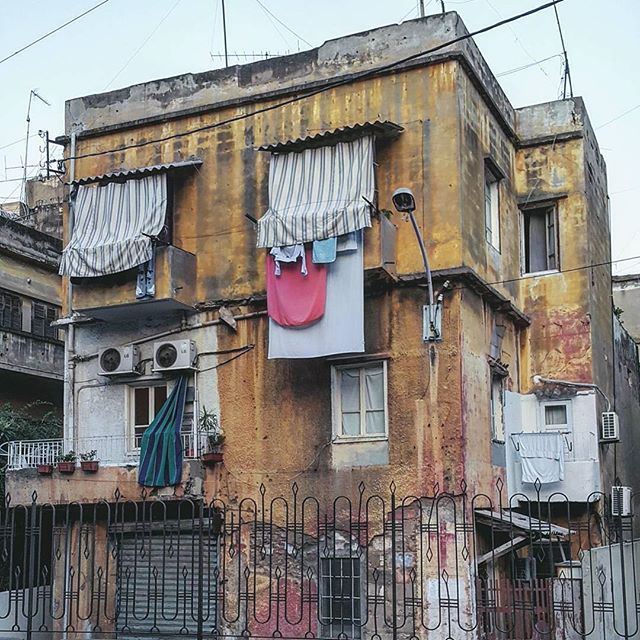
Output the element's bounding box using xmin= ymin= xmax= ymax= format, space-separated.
xmin=256 ymin=135 xmax=375 ymax=248
xmin=138 ymin=376 xmax=188 ymax=488
xmin=59 ymin=173 xmax=167 ymax=277
xmin=70 ymin=158 xmax=202 ymax=186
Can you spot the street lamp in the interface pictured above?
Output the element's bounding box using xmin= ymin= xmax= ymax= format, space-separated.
xmin=391 ymin=188 xmax=442 ymax=341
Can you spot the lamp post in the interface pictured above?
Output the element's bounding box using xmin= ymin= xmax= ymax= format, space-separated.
xmin=391 ymin=188 xmax=442 ymax=341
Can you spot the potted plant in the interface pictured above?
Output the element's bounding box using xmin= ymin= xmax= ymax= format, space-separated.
xmin=56 ymin=451 xmax=77 ymax=474
xmin=37 ymin=462 xmax=54 ymax=476
xmin=80 ymin=450 xmax=99 ymax=473
xmin=199 ymin=407 xmax=225 ymax=466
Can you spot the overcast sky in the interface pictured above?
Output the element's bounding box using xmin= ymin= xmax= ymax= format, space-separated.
xmin=1 ymin=0 xmax=638 ymax=273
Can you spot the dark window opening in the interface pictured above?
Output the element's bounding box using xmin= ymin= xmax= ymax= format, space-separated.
xmin=320 ymin=557 xmax=362 ymax=639
xmin=31 ymin=302 xmax=59 ymax=340
xmin=522 ymin=206 xmax=558 ymax=274
xmin=0 ymin=290 xmax=22 ymax=331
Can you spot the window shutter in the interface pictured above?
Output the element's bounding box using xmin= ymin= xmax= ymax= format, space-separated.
xmin=32 ymin=302 xmax=46 ymax=337
xmin=45 ymin=306 xmax=58 ymax=339
xmin=546 ymin=208 xmax=557 ymax=270
xmin=0 ymin=292 xmax=22 ymax=331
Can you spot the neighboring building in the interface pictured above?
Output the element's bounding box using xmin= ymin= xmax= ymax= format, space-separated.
xmin=2 ymin=13 xmax=638 ymax=640
xmin=0 ymin=215 xmax=63 ymax=409
xmin=613 ymin=273 xmax=640 ymax=342
xmin=1 ymin=176 xmax=64 ymax=238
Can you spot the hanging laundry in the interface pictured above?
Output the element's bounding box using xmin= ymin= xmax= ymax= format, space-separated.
xmin=266 ymin=246 xmax=326 ymax=328
xmin=269 ymin=232 xmax=364 ymax=358
xmin=270 ymin=244 xmax=307 ymax=276
xmin=337 ymin=231 xmax=358 ymax=252
xmin=312 ymin=237 xmax=337 ymax=264
xmin=517 ymin=432 xmax=565 ymax=484
xmin=136 ymin=249 xmax=156 ymax=299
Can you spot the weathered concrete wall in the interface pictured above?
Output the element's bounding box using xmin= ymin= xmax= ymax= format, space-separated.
xmin=600 ymin=316 xmax=640 ymax=527
xmin=65 ymin=13 xmax=514 ymax=139
xmin=613 ymin=275 xmax=640 ymax=342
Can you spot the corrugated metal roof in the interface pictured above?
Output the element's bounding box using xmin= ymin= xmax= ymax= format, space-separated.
xmin=71 ymin=158 xmax=203 ymax=185
xmin=475 ymin=509 xmax=573 ymax=537
xmin=258 ymin=121 xmax=404 ymax=153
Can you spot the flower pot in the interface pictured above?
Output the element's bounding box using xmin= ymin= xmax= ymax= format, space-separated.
xmin=57 ymin=462 xmax=77 ymax=474
xmin=37 ymin=464 xmax=53 ymax=476
xmin=81 ymin=460 xmax=99 ymax=473
xmin=201 ymin=451 xmax=223 ymax=467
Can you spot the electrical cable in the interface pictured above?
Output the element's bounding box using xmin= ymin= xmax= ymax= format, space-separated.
xmin=104 ymin=0 xmax=182 ymax=90
xmin=0 ymin=0 xmax=110 ymax=66
xmin=63 ymin=0 xmax=564 ymax=164
xmin=596 ymin=104 xmax=640 ymax=130
xmin=253 ymin=0 xmax=312 ymax=48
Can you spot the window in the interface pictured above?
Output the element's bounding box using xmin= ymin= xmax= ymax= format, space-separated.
xmin=490 ymin=373 xmax=505 ymax=442
xmin=522 ymin=206 xmax=558 ymax=274
xmin=0 ymin=290 xmax=22 ymax=331
xmin=484 ymin=164 xmax=501 ymax=250
xmin=541 ymin=401 xmax=572 ymax=432
xmin=320 ymin=557 xmax=362 ymax=639
xmin=129 ymin=384 xmax=168 ymax=449
xmin=332 ymin=362 xmax=388 ymax=440
xmin=31 ymin=302 xmax=59 ymax=339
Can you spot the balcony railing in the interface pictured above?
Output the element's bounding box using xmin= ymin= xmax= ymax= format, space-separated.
xmin=5 ymin=433 xmax=209 ymax=471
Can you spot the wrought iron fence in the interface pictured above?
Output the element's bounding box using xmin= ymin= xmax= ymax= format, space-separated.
xmin=0 ymin=482 xmax=637 ymax=639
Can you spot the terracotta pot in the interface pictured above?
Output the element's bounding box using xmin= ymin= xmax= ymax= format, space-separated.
xmin=57 ymin=462 xmax=76 ymax=474
xmin=37 ymin=464 xmax=54 ymax=475
xmin=201 ymin=451 xmax=223 ymax=466
xmin=81 ymin=460 xmax=99 ymax=473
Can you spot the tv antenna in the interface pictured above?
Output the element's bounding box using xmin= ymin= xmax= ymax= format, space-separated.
xmin=22 ymin=89 xmax=50 ymax=202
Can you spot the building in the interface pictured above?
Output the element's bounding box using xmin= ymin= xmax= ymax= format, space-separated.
xmin=2 ymin=12 xmax=638 ymax=640
xmin=613 ymin=273 xmax=640 ymax=342
xmin=0 ymin=214 xmax=63 ymax=410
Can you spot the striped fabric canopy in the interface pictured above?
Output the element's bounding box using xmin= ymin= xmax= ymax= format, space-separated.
xmin=138 ymin=376 xmax=188 ymax=488
xmin=59 ymin=173 xmax=167 ymax=277
xmin=256 ymin=136 xmax=375 ymax=248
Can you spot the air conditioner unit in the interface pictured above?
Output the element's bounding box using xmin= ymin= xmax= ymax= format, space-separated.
xmin=611 ymin=486 xmax=632 ymax=517
xmin=601 ymin=411 xmax=620 ymax=442
xmin=153 ymin=339 xmax=197 ymax=372
xmin=98 ymin=345 xmax=140 ymax=377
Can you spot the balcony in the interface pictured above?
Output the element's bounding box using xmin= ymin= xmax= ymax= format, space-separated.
xmin=364 ymin=213 xmax=397 ymax=285
xmin=6 ymin=432 xmax=208 ymax=470
xmin=72 ymin=245 xmax=197 ymax=321
xmin=507 ymin=430 xmax=601 ymax=502
xmin=0 ymin=328 xmax=64 ymax=380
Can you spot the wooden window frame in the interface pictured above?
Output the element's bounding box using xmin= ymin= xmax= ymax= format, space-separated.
xmin=0 ymin=290 xmax=23 ymax=332
xmin=484 ymin=161 xmax=502 ymax=251
xmin=127 ymin=381 xmax=170 ymax=452
xmin=521 ymin=204 xmax=560 ymax=275
xmin=331 ymin=361 xmax=389 ymax=442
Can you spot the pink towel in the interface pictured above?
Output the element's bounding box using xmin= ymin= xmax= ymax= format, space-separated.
xmin=266 ymin=247 xmax=326 ymax=327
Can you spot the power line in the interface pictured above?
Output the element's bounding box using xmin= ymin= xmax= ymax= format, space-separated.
xmin=253 ymin=0 xmax=312 ymax=48
xmin=0 ymin=134 xmax=37 ymax=152
xmin=104 ymin=0 xmax=182 ymax=90
xmin=495 ymin=54 xmax=563 ymax=78
xmin=0 ymin=0 xmax=110 ymax=66
xmin=65 ymin=0 xmax=564 ymax=164
xmin=596 ymin=104 xmax=640 ymax=130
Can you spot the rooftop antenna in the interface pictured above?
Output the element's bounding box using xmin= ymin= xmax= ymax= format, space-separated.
xmin=419 ymin=0 xmax=425 ymax=17
xmin=221 ymin=0 xmax=229 ymax=67
xmin=22 ymin=89 xmax=50 ymax=203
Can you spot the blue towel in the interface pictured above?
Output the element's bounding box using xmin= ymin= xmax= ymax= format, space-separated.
xmin=312 ymin=237 xmax=337 ymax=264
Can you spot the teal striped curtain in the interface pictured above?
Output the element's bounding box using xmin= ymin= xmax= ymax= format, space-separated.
xmin=138 ymin=376 xmax=188 ymax=487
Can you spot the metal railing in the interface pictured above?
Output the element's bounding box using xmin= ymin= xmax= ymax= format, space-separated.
xmin=5 ymin=432 xmax=209 ymax=470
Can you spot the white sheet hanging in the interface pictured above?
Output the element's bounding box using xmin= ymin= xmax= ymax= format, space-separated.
xmin=268 ymin=232 xmax=364 ymax=359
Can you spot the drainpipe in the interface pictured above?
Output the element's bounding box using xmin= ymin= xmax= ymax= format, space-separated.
xmin=63 ymin=132 xmax=77 ymax=455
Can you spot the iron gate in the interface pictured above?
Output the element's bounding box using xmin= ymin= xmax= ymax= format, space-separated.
xmin=0 ymin=483 xmax=637 ymax=639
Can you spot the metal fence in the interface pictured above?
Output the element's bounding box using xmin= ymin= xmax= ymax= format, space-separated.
xmin=0 ymin=482 xmax=637 ymax=639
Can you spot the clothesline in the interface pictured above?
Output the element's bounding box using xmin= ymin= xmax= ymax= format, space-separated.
xmin=510 ymin=431 xmax=572 ymax=452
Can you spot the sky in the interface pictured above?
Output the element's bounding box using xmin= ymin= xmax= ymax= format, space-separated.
xmin=0 ymin=0 xmax=638 ymax=273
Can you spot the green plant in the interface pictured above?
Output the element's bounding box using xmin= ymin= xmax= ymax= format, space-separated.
xmin=56 ymin=451 xmax=78 ymax=463
xmin=198 ymin=406 xmax=225 ymax=451
xmin=80 ymin=450 xmax=98 ymax=462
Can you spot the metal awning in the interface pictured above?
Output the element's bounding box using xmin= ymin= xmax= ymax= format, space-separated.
xmin=258 ymin=120 xmax=404 ymax=153
xmin=475 ymin=509 xmax=573 ymax=537
xmin=70 ymin=158 xmax=203 ymax=185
